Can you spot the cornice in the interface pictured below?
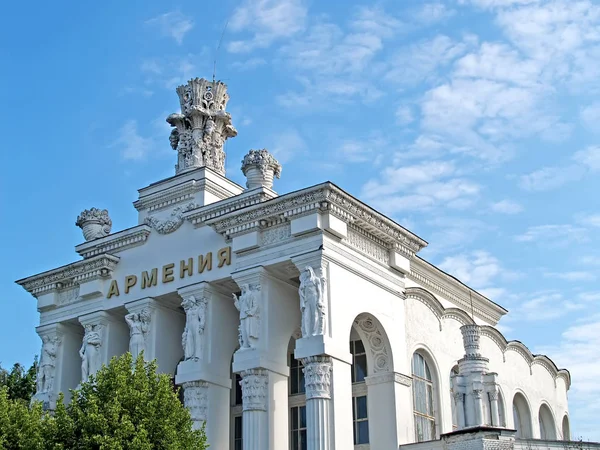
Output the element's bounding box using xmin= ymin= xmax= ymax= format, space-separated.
xmin=16 ymin=254 xmax=119 ymax=297
xmin=408 ymin=257 xmax=507 ymax=325
xmin=75 ymin=225 xmax=151 ymax=258
xmin=201 ymin=183 xmax=427 ymax=255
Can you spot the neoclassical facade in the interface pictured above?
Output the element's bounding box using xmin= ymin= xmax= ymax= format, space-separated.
xmin=18 ymin=78 xmax=578 ymax=450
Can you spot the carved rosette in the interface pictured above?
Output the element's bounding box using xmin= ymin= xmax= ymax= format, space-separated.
xmin=240 ymin=368 xmax=268 ymax=411
xmin=302 ymin=356 xmax=333 ymax=400
xmin=461 ymin=324 xmax=482 ymax=358
xmin=76 ymin=208 xmax=112 ymax=241
xmin=241 ymin=149 xmax=282 ymax=190
xmin=182 ymin=380 xmax=209 ymax=423
xmin=166 ymin=78 xmax=237 ymax=176
xmin=355 ymin=315 xmax=390 ymax=372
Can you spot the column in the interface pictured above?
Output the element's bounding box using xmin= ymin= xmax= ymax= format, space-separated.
xmin=472 ymin=387 xmax=484 ymax=426
xmin=302 ymin=356 xmax=333 ymax=450
xmin=365 ymin=372 xmax=413 ymax=450
xmin=488 ymin=386 xmax=500 ymax=427
xmin=240 ymin=368 xmax=269 ymax=450
xmin=175 ymin=282 xmax=239 ymax=450
xmin=78 ymin=311 xmax=129 ymax=383
xmin=453 ymin=390 xmax=466 ymax=429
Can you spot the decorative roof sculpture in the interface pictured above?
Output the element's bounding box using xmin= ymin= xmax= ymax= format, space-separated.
xmin=166 ymin=78 xmax=237 ymax=176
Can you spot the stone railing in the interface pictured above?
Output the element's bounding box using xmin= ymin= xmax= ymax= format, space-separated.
xmin=514 ymin=439 xmax=600 ymax=450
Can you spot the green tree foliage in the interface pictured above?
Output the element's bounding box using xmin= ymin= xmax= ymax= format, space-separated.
xmin=0 ymin=353 xmax=208 ymax=450
xmin=0 ymin=359 xmax=38 ymax=404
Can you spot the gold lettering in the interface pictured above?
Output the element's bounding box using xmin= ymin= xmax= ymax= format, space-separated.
xmin=124 ymin=275 xmax=137 ymax=294
xmin=198 ymin=252 xmax=213 ymax=273
xmin=180 ymin=258 xmax=194 ymax=279
xmin=107 ymin=280 xmax=120 ymax=298
xmin=217 ymin=247 xmax=231 ymax=268
xmin=141 ymin=269 xmax=158 ymax=289
xmin=162 ymin=263 xmax=175 ymax=283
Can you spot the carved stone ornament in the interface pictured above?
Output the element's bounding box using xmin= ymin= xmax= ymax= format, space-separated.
xmin=241 ymin=149 xmax=282 ymax=190
xmin=144 ymin=202 xmax=198 ymax=234
xmin=76 ymin=208 xmax=112 ymax=241
xmin=125 ymin=308 xmax=151 ymax=361
xmin=302 ymin=355 xmax=333 ymax=400
xmin=79 ymin=324 xmax=103 ymax=383
xmin=233 ymin=284 xmax=261 ymax=349
xmin=166 ymin=78 xmax=237 ymax=176
xmin=461 ymin=324 xmax=482 ymax=358
xmin=299 ymin=266 xmax=327 ymax=338
xmin=36 ymin=334 xmax=62 ymax=394
xmin=181 ymin=295 xmax=208 ymax=361
xmin=355 ymin=315 xmax=390 ymax=372
xmin=240 ymin=368 xmax=268 ymax=411
xmin=182 ymin=380 xmax=209 ymax=423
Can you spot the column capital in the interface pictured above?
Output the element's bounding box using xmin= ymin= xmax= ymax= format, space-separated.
xmin=230 ymin=265 xmax=270 ymax=287
xmin=240 ymin=368 xmax=269 ymax=411
xmin=78 ymin=310 xmax=120 ymax=328
xmin=182 ymin=380 xmax=209 ymax=426
xmin=302 ymin=355 xmax=333 ymax=400
xmin=291 ymin=251 xmax=329 ymax=275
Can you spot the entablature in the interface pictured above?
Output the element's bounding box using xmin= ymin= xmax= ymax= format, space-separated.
xmin=75 ymin=225 xmax=151 ymax=259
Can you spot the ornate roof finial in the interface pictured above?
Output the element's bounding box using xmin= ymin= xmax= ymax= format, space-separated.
xmin=241 ymin=149 xmax=282 ymax=190
xmin=166 ymin=78 xmax=237 ymax=176
xmin=76 ymin=208 xmax=112 ymax=241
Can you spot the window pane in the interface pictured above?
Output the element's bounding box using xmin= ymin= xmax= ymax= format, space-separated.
xmin=235 ymin=374 xmax=243 ymax=405
xmin=300 ymin=430 xmax=307 ymax=450
xmin=356 ymin=396 xmax=368 ymax=419
xmin=300 ymin=406 xmax=306 ymax=428
xmin=292 ymin=406 xmax=299 ymax=429
xmin=355 ymin=355 xmax=367 ymax=382
xmin=426 ymin=384 xmax=434 ymax=415
xmin=291 ymin=364 xmax=299 ymax=394
xmin=235 ymin=416 xmax=242 ymax=437
xmin=298 ymin=368 xmax=305 ymax=394
xmin=292 ymin=430 xmax=299 ymax=450
xmin=357 ymin=420 xmax=369 ymax=444
xmin=354 ymin=339 xmax=365 ymax=354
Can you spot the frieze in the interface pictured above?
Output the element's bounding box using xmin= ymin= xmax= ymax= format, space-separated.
xmin=17 ymin=255 xmax=119 ymax=297
xmin=344 ymin=225 xmax=389 ymax=265
xmin=57 ymin=284 xmax=81 ymax=305
xmin=260 ymin=223 xmax=291 ymax=246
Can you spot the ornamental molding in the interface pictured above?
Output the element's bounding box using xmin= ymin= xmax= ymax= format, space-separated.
xmin=408 ymin=257 xmax=507 ymax=325
xmin=240 ymin=368 xmax=268 ymax=411
xmin=354 ymin=314 xmax=391 ymax=373
xmin=365 ymin=372 xmax=412 ymax=387
xmin=16 ymin=254 xmax=119 ymax=297
xmin=57 ymin=284 xmax=81 ymax=305
xmin=145 ymin=202 xmax=198 ymax=234
xmin=260 ymin=222 xmax=292 ymax=246
xmin=75 ymin=225 xmax=152 ymax=259
xmin=343 ymin=224 xmax=389 ymax=265
xmin=202 ymin=183 xmax=426 ymax=254
xmin=134 ymin=177 xmax=236 ymax=213
xmin=302 ymin=355 xmax=333 ymax=400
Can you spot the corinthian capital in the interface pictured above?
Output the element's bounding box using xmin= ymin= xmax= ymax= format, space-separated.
xmin=240 ymin=368 xmax=268 ymax=411
xmin=302 ymin=355 xmax=333 ymax=400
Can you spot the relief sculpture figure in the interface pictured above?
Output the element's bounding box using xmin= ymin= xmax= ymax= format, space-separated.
xmin=299 ymin=266 xmax=327 ymax=337
xmin=125 ymin=309 xmax=151 ymax=361
xmin=37 ymin=335 xmax=59 ymax=394
xmin=181 ymin=296 xmax=208 ymax=360
xmin=80 ymin=325 xmax=102 ymax=383
xmin=233 ymin=284 xmax=260 ymax=349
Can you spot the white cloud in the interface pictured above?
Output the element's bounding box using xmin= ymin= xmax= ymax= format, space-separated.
xmin=544 ymin=271 xmax=597 ymax=282
xmin=515 ymin=224 xmax=588 ymax=244
xmin=577 ymin=213 xmax=600 ymax=228
xmin=266 ymin=129 xmax=307 ymax=164
xmin=490 ymin=199 xmax=523 ymax=214
xmin=580 ymin=102 xmax=600 ymax=131
xmin=396 ymin=105 xmax=415 ymax=125
xmin=519 ymin=291 xmax=585 ymax=321
xmin=230 ymin=57 xmax=267 ymax=71
xmin=111 ymin=120 xmax=156 ymax=161
xmin=438 ymin=250 xmax=503 ymax=289
xmin=573 ymin=145 xmax=600 ymax=171
xmin=227 ymin=0 xmax=307 ymax=53
xmin=519 ymin=165 xmax=583 ymax=191
xmin=581 ymin=256 xmax=600 ymax=266
xmin=414 ymin=2 xmax=456 ymax=25
xmin=145 ymin=11 xmax=194 ymax=45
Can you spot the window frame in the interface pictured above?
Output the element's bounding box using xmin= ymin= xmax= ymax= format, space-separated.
xmin=411 ymin=352 xmax=437 ymax=442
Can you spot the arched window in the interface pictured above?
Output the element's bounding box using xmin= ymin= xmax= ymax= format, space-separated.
xmin=350 ymin=337 xmax=369 ymax=445
xmin=412 ymin=352 xmax=437 ymax=442
xmin=562 ymin=415 xmax=570 ymax=441
xmin=512 ymin=393 xmax=532 ymax=438
xmin=497 ymin=390 xmax=506 ymax=428
xmin=539 ymin=404 xmax=556 ymax=440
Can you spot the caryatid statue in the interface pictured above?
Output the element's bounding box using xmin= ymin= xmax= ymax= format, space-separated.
xmin=37 ymin=335 xmax=60 ymax=394
xmin=79 ymin=324 xmax=102 ymax=383
xmin=181 ymin=296 xmax=208 ymax=361
xmin=233 ymin=284 xmax=261 ymax=349
xmin=299 ymin=266 xmax=327 ymax=337
xmin=125 ymin=309 xmax=151 ymax=361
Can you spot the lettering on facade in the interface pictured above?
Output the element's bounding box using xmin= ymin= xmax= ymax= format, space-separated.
xmin=106 ymin=247 xmax=231 ymax=299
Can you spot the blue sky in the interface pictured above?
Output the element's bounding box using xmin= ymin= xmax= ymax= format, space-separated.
xmin=1 ymin=0 xmax=600 ymax=440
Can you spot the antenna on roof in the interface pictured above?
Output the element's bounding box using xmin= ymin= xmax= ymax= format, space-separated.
xmin=213 ymin=8 xmax=233 ymax=83
xmin=469 ymin=290 xmax=474 ymax=321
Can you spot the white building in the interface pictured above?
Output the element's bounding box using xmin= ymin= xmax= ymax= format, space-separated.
xmin=17 ymin=78 xmax=589 ymax=450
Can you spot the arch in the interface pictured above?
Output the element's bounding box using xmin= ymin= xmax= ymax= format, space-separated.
xmin=512 ymin=391 xmax=533 ymax=438
xmin=480 ymin=326 xmax=571 ymax=389
xmin=538 ymin=403 xmax=557 ymax=440
xmin=497 ymin=386 xmax=507 ymax=428
xmin=561 ymin=414 xmax=570 ymax=441
xmin=411 ymin=347 xmax=442 ymax=442
xmin=353 ymin=313 xmax=394 ymax=374
xmin=405 ymin=287 xmax=476 ymax=333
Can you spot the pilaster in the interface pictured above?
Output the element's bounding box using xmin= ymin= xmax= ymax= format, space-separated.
xmin=302 ymin=355 xmax=333 ymax=450
xmin=240 ymin=368 xmax=269 ymax=450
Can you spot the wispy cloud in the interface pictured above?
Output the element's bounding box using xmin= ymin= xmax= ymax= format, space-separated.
xmin=110 ymin=120 xmax=156 ymax=161
xmin=490 ymin=199 xmax=523 ymax=214
xmin=515 ymin=224 xmax=588 ymax=245
xmin=145 ymin=10 xmax=194 ymax=45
